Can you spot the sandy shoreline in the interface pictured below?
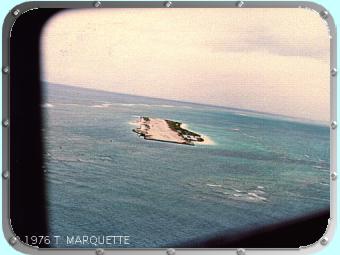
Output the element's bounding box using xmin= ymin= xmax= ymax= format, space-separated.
xmin=181 ymin=123 xmax=215 ymax=145
xmin=131 ymin=117 xmax=215 ymax=146
xmin=199 ymin=135 xmax=215 ymax=145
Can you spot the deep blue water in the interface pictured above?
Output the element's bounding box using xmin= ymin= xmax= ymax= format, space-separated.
xmin=43 ymin=83 xmax=330 ymax=248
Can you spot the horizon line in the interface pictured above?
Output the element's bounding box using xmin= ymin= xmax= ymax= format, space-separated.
xmin=42 ymin=80 xmax=329 ymax=126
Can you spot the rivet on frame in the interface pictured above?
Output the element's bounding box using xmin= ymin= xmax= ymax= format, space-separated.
xmin=320 ymin=237 xmax=328 ymax=246
xmin=166 ymin=248 xmax=176 ymax=255
xmin=331 ymin=172 xmax=337 ymax=180
xmin=2 ymin=119 xmax=9 ymax=127
xmin=236 ymin=1 xmax=245 ymax=8
xmin=320 ymin=10 xmax=329 ymax=19
xmin=331 ymin=121 xmax=337 ymax=129
xmin=331 ymin=68 xmax=337 ymax=77
xmin=96 ymin=248 xmax=104 ymax=255
xmin=165 ymin=1 xmax=173 ymax=8
xmin=236 ymin=248 xmax=246 ymax=255
xmin=12 ymin=9 xmax=20 ymax=16
xmin=2 ymin=171 xmax=9 ymax=179
xmin=2 ymin=66 xmax=9 ymax=74
xmin=9 ymin=236 xmax=18 ymax=245
xmin=93 ymin=1 xmax=102 ymax=8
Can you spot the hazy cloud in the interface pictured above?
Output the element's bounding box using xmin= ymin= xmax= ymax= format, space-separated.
xmin=41 ymin=8 xmax=330 ymax=122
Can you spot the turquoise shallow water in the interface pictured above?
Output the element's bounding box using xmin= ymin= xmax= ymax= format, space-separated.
xmin=43 ymin=83 xmax=330 ymax=248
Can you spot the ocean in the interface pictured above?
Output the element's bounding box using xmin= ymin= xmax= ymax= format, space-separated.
xmin=43 ymin=83 xmax=330 ymax=248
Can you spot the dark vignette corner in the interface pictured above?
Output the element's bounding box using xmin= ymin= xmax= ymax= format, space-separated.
xmin=7 ymin=6 xmax=64 ymax=248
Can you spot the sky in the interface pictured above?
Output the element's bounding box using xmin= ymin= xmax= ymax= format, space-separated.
xmin=41 ymin=8 xmax=330 ymax=122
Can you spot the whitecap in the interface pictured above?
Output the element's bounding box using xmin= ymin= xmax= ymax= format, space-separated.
xmin=242 ymin=133 xmax=257 ymax=139
xmin=98 ymin=156 xmax=112 ymax=161
xmin=233 ymin=193 xmax=242 ymax=197
xmin=319 ymin=182 xmax=329 ymax=186
xmin=123 ymin=103 xmax=136 ymax=107
xmin=247 ymin=192 xmax=267 ymax=201
xmin=158 ymin=104 xmax=175 ymax=108
xmin=313 ymin=165 xmax=326 ymax=169
xmin=254 ymin=190 xmax=265 ymax=194
xmin=91 ymin=103 xmax=112 ymax=108
xmin=207 ymin=183 xmax=222 ymax=187
xmin=42 ymin=103 xmax=54 ymax=108
xmin=77 ymin=158 xmax=95 ymax=163
xmin=61 ymin=103 xmax=81 ymax=106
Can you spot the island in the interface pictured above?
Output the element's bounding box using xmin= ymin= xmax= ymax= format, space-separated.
xmin=132 ymin=116 xmax=205 ymax=145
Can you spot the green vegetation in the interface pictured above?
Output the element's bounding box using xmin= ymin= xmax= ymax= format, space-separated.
xmin=165 ymin=119 xmax=201 ymax=137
